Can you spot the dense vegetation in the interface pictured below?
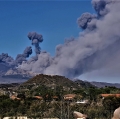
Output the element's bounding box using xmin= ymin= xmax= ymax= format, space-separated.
xmin=0 ymin=74 xmax=120 ymax=119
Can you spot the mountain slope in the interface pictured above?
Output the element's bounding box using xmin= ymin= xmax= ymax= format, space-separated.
xmin=90 ymin=81 xmax=120 ymax=88
xmin=74 ymin=79 xmax=96 ymax=88
xmin=22 ymin=74 xmax=79 ymax=89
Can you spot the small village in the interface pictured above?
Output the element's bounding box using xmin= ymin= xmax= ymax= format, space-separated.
xmin=0 ymin=74 xmax=120 ymax=119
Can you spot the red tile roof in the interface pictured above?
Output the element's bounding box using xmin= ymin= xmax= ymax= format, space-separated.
xmin=64 ymin=94 xmax=76 ymax=100
xmin=33 ymin=96 xmax=43 ymax=100
xmin=101 ymin=94 xmax=120 ymax=97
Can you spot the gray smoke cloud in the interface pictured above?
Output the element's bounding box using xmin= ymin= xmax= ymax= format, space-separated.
xmin=23 ymin=46 xmax=32 ymax=58
xmin=20 ymin=51 xmax=53 ymax=73
xmin=77 ymin=13 xmax=97 ymax=30
xmin=15 ymin=46 xmax=32 ymax=64
xmin=77 ymin=0 xmax=117 ymax=31
xmin=28 ymin=32 xmax=43 ymax=55
xmin=91 ymin=0 xmax=116 ymax=16
xmin=0 ymin=53 xmax=15 ymax=74
xmin=0 ymin=46 xmax=32 ymax=75
xmin=19 ymin=0 xmax=120 ymax=79
xmin=0 ymin=53 xmax=14 ymax=66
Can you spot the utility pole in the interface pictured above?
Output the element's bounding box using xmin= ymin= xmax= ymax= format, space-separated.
xmin=67 ymin=100 xmax=70 ymax=119
xmin=61 ymin=100 xmax=63 ymax=119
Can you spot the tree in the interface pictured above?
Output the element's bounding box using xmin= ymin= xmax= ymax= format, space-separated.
xmin=102 ymin=96 xmax=120 ymax=118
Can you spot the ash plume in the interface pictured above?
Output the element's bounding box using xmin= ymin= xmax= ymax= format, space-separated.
xmin=28 ymin=32 xmax=43 ymax=55
xmin=0 ymin=46 xmax=32 ymax=77
xmin=0 ymin=53 xmax=14 ymax=66
xmin=19 ymin=0 xmax=120 ymax=79
xmin=23 ymin=46 xmax=32 ymax=58
xmin=20 ymin=51 xmax=53 ymax=73
xmin=15 ymin=46 xmax=32 ymax=64
xmin=91 ymin=0 xmax=116 ymax=16
xmin=77 ymin=13 xmax=97 ymax=30
xmin=0 ymin=53 xmax=15 ymax=74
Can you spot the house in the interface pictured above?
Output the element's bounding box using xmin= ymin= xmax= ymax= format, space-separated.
xmin=43 ymin=118 xmax=59 ymax=119
xmin=52 ymin=96 xmax=59 ymax=101
xmin=64 ymin=94 xmax=76 ymax=101
xmin=3 ymin=117 xmax=27 ymax=119
xmin=0 ymin=89 xmax=6 ymax=95
xmin=100 ymin=94 xmax=120 ymax=99
xmin=33 ymin=96 xmax=43 ymax=100
xmin=17 ymin=116 xmax=27 ymax=119
xmin=76 ymin=100 xmax=88 ymax=104
xmin=3 ymin=117 xmax=15 ymax=119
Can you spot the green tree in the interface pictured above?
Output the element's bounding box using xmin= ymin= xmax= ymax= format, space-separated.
xmin=102 ymin=96 xmax=120 ymax=118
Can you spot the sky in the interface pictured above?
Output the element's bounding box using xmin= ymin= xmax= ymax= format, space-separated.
xmin=0 ymin=0 xmax=93 ymax=58
xmin=0 ymin=0 xmax=120 ymax=83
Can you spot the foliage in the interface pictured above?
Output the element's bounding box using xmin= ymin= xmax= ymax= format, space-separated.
xmin=103 ymin=96 xmax=120 ymax=112
xmin=0 ymin=74 xmax=120 ymax=119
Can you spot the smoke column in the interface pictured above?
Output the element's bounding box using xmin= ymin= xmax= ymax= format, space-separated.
xmin=19 ymin=0 xmax=120 ymax=79
xmin=23 ymin=46 xmax=32 ymax=58
xmin=15 ymin=46 xmax=32 ymax=64
xmin=28 ymin=32 xmax=43 ymax=55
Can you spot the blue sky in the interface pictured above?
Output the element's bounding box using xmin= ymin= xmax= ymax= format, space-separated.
xmin=0 ymin=0 xmax=94 ymax=58
xmin=0 ymin=0 xmax=119 ymax=83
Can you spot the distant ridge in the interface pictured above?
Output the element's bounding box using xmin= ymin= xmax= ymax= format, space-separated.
xmin=0 ymin=73 xmax=120 ymax=89
xmin=74 ymin=79 xmax=95 ymax=88
xmin=0 ymin=76 xmax=28 ymax=84
xmin=90 ymin=81 xmax=120 ymax=88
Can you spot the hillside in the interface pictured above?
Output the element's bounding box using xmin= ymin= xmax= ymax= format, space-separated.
xmin=74 ymin=79 xmax=96 ymax=88
xmin=22 ymin=74 xmax=79 ymax=88
xmin=20 ymin=74 xmax=95 ymax=90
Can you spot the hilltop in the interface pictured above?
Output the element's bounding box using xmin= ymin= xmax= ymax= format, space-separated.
xmin=22 ymin=74 xmax=79 ymax=89
xmin=14 ymin=74 xmax=120 ymax=89
xmin=0 ymin=73 xmax=120 ymax=89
